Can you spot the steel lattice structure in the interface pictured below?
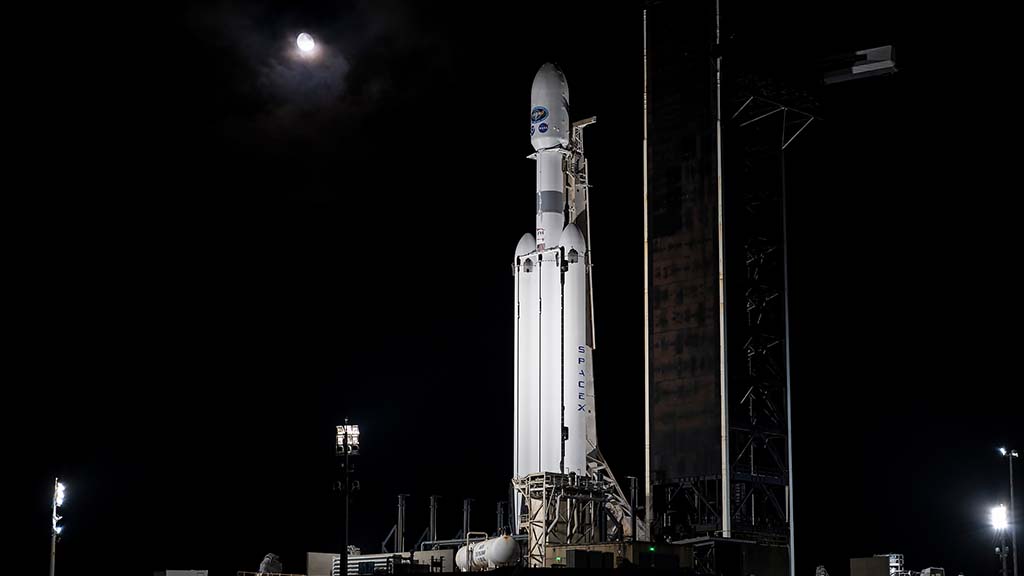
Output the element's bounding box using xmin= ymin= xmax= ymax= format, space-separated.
xmin=729 ymin=95 xmax=814 ymax=544
xmin=514 ymin=472 xmax=614 ymax=567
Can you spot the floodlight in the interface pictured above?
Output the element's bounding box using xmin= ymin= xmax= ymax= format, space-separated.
xmin=992 ymin=504 xmax=1009 ymax=530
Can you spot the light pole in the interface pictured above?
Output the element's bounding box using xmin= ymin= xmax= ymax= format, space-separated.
xmin=999 ymin=448 xmax=1019 ymax=576
xmin=50 ymin=479 xmax=66 ymax=576
xmin=337 ymin=421 xmax=360 ymax=576
xmin=995 ymin=504 xmax=1010 ymax=576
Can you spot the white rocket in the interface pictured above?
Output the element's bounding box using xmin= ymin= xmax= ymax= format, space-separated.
xmin=513 ymin=62 xmax=588 ymax=483
xmin=511 ymin=63 xmax=642 ymax=540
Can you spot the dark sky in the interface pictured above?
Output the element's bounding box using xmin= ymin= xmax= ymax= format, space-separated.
xmin=12 ymin=1 xmax=1020 ymax=575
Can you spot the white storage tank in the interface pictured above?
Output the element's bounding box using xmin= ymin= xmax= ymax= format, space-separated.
xmin=455 ymin=536 xmax=520 ymax=571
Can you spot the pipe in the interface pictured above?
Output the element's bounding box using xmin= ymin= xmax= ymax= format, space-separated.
xmin=430 ymin=495 xmax=439 ymax=543
xmin=628 ymin=476 xmax=638 ymax=542
xmin=641 ymin=6 xmax=654 ymax=534
xmin=397 ymin=494 xmax=408 ymax=553
xmin=714 ymin=0 xmax=732 ymax=540
xmin=496 ymin=502 xmax=505 ymax=536
xmin=462 ymin=498 xmax=474 ymax=540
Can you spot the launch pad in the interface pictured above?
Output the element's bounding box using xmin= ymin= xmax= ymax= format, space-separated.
xmin=515 ymin=472 xmax=616 ymax=567
xmin=322 ymin=32 xmax=795 ymax=573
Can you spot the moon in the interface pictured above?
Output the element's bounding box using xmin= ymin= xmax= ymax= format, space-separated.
xmin=296 ymin=33 xmax=316 ymax=53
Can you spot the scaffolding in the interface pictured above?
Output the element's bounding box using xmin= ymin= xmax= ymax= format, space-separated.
xmin=514 ymin=472 xmax=615 ymax=567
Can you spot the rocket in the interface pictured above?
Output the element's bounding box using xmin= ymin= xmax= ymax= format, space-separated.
xmin=513 ymin=63 xmax=588 ymax=486
xmin=510 ymin=63 xmax=642 ymax=542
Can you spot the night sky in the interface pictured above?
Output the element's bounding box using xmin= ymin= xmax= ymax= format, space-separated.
xmin=13 ymin=1 xmax=1020 ymax=575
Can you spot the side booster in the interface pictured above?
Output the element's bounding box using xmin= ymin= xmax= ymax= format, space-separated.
xmin=513 ymin=63 xmax=588 ymax=488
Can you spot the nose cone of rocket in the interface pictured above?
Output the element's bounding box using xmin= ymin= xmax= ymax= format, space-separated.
xmin=514 ymin=232 xmax=537 ymax=258
xmin=530 ymin=63 xmax=570 ymax=151
xmin=532 ymin=63 xmax=568 ymax=101
xmin=559 ymin=223 xmax=586 ymax=254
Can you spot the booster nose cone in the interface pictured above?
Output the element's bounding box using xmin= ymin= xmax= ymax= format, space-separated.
xmin=559 ymin=223 xmax=586 ymax=255
xmin=515 ymin=233 xmax=537 ymax=258
xmin=530 ymin=63 xmax=570 ymax=150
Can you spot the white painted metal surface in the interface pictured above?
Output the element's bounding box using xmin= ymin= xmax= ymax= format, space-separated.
xmin=515 ymin=64 xmax=585 ymax=487
xmin=530 ymin=63 xmax=569 ymax=151
xmin=531 ymin=63 xmax=569 ymax=250
xmin=538 ymin=247 xmax=562 ymax=474
xmin=560 ymin=223 xmax=587 ymax=475
xmin=455 ymin=536 xmax=520 ymax=571
xmin=514 ymin=233 xmax=538 ymax=520
xmin=514 ymin=248 xmax=539 ymax=475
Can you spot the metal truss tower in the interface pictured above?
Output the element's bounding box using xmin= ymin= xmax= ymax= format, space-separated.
xmin=730 ymin=94 xmax=815 ymax=559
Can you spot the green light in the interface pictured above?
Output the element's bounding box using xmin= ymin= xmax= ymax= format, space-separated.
xmin=556 ymin=557 xmax=561 ymax=562
xmin=648 ymin=546 xmax=655 ymax=552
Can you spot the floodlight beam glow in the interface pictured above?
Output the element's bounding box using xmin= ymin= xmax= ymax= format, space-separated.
xmin=992 ymin=504 xmax=1009 ymax=530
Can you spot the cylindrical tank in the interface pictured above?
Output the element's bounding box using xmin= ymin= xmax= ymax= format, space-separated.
xmin=455 ymin=536 xmax=520 ymax=571
xmin=514 ymin=233 xmax=538 ymax=519
xmin=538 ymin=247 xmax=562 ymax=474
xmin=560 ymin=223 xmax=587 ymax=475
xmin=534 ymin=150 xmax=564 ymax=250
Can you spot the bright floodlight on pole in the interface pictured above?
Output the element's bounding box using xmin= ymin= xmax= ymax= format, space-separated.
xmin=336 ymin=424 xmax=360 ymax=455
xmin=336 ymin=420 xmax=360 ymax=576
xmin=993 ymin=505 xmax=1009 ymax=531
xmin=51 ymin=479 xmax=66 ymax=576
xmin=52 ymin=480 xmax=65 ymax=534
